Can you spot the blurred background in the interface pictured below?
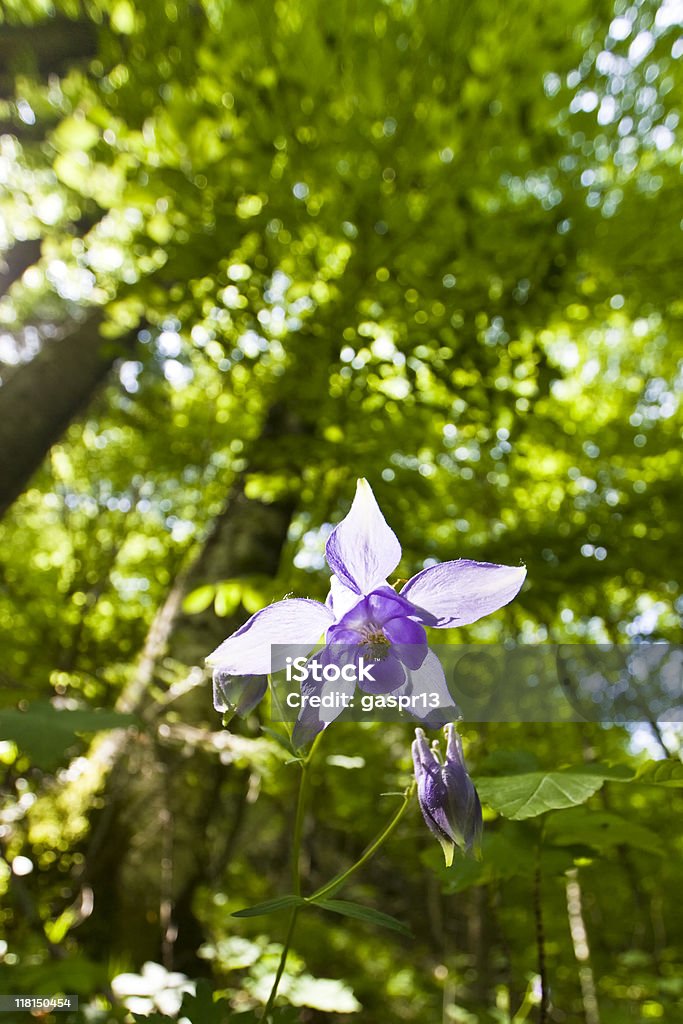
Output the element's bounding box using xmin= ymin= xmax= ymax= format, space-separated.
xmin=0 ymin=0 xmax=681 ymax=1020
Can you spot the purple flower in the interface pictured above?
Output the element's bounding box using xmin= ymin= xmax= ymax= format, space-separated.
xmin=325 ymin=587 xmax=434 ymax=694
xmin=412 ymin=724 xmax=482 ymax=865
xmin=206 ymin=478 xmax=526 ymax=735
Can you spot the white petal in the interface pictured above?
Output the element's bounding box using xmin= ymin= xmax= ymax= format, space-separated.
xmin=325 ymin=573 xmax=367 ymax=621
xmin=399 ymin=649 xmax=460 ymax=722
xmin=325 ymin=478 xmax=401 ymax=594
xmin=401 ymin=560 xmax=526 ymax=628
xmin=205 ymin=599 xmax=333 ymax=675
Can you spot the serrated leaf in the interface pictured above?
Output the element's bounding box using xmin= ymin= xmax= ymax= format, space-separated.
xmin=476 ymin=766 xmax=624 ymax=820
xmin=232 ymin=895 xmax=304 ymax=918
xmin=313 ymin=898 xmax=412 ymax=936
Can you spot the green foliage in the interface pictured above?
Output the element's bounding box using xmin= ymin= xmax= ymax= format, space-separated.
xmin=544 ymin=807 xmax=664 ymax=856
xmin=636 ymin=758 xmax=683 ymax=786
xmin=232 ymin=896 xmax=305 ymax=919
xmin=476 ymin=763 xmax=633 ymax=819
xmin=312 ymin=899 xmax=412 ymax=938
xmin=0 ymin=703 xmax=138 ymax=769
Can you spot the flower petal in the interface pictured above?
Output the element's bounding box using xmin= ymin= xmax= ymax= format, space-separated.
xmin=291 ymin=666 xmax=355 ymax=747
xmin=392 ymin=642 xmax=428 ymax=671
xmin=399 ymin=651 xmax=460 ymax=724
xmin=401 ymin=560 xmax=526 ymax=628
xmin=358 ymin=651 xmax=406 ymax=693
xmin=383 ymin=617 xmax=428 ymax=670
xmin=365 ymin=587 xmax=427 ymax=623
xmin=213 ymin=672 xmax=267 ymax=717
xmin=329 ymin=587 xmax=432 ymax=637
xmin=205 ymin=599 xmax=334 ymax=675
xmin=383 ymin=616 xmax=427 ymax=647
xmin=325 ymin=573 xmax=364 ymax=621
xmin=325 ymin=479 xmax=401 ymax=595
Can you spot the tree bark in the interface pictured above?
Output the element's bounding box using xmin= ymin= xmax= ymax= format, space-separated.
xmin=0 ymin=314 xmax=134 ymax=518
xmin=1 ymin=213 xmax=103 ymax=298
xmin=0 ymin=239 xmax=42 ymax=298
xmin=0 ymin=18 xmax=98 ymax=98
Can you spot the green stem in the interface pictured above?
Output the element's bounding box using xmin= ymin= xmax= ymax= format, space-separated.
xmin=260 ymin=904 xmax=299 ymax=1021
xmin=269 ymin=675 xmax=292 ymax=743
xmin=534 ymin=847 xmax=549 ymax=1024
xmin=292 ymin=731 xmax=323 ymax=894
xmin=260 ymin=732 xmax=323 ymax=1019
xmin=310 ymin=781 xmax=416 ymax=901
xmin=259 ymin=748 xmax=416 ymax=1020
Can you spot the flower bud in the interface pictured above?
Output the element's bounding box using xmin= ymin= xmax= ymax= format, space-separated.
xmin=412 ymin=724 xmax=482 ymax=865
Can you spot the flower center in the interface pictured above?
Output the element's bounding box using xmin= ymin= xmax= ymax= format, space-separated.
xmin=361 ymin=628 xmax=391 ymax=661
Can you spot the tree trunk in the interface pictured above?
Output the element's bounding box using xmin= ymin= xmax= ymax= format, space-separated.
xmin=0 ymin=315 xmax=134 ymax=518
xmin=1 ymin=213 xmax=103 ymax=298
xmin=0 ymin=18 xmax=98 ymax=98
xmin=0 ymin=239 xmax=42 ymax=297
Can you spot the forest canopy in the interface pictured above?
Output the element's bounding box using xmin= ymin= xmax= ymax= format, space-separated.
xmin=0 ymin=0 xmax=681 ymax=1021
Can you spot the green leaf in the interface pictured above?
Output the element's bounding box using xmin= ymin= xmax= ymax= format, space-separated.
xmin=232 ymin=895 xmax=304 ymax=918
xmin=241 ymin=583 xmax=267 ymax=614
xmin=635 ymin=759 xmax=683 ymax=787
xmin=260 ymin=725 xmax=297 ymax=756
xmin=476 ymin=765 xmax=630 ymax=820
xmin=181 ymin=584 xmax=215 ymax=614
xmin=313 ymin=898 xmax=412 ymax=936
xmin=545 ymin=808 xmax=664 ymax=855
xmin=111 ymin=0 xmax=136 ymax=34
xmin=0 ymin=704 xmax=139 ymax=771
xmin=431 ymin=822 xmax=537 ymax=892
xmin=177 ymin=980 xmax=228 ymax=1023
xmin=214 ymin=581 xmax=243 ymax=617
xmin=53 ymin=116 xmax=100 ymax=152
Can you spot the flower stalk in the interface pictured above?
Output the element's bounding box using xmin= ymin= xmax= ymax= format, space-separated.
xmin=260 ymin=733 xmax=322 ymax=1019
xmin=310 ymin=781 xmax=416 ymax=902
xmin=259 ymin=745 xmax=416 ymax=1018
